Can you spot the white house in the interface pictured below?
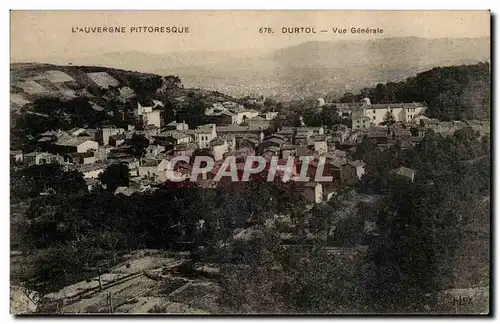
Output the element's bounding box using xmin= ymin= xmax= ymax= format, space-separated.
xmin=191 ymin=124 xmax=217 ymax=149
xmin=356 ymin=98 xmax=427 ymax=126
xmin=342 ymin=160 xmax=366 ymax=185
xmin=313 ymin=136 xmax=328 ymax=155
xmin=23 ymin=152 xmax=64 ymax=166
xmin=75 ymin=164 xmax=106 ymax=179
xmin=137 ymin=158 xmax=171 ymax=182
xmin=54 ymin=135 xmax=99 ymax=153
xmin=135 ymin=102 xmax=161 ymax=128
xmin=210 ymin=140 xmax=229 ymax=161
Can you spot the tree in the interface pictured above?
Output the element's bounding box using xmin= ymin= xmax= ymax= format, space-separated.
xmin=381 ymin=111 xmax=396 ymax=126
xmin=98 ymin=163 xmax=130 ymax=192
xmin=333 ymin=215 xmax=365 ymax=247
xmin=11 ymin=164 xmax=87 ymax=199
xmin=128 ymin=134 xmax=150 ymax=158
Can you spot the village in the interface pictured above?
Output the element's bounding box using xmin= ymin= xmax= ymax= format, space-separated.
xmin=9 ymin=67 xmax=491 ymax=315
xmin=10 ymin=92 xmax=490 ymax=204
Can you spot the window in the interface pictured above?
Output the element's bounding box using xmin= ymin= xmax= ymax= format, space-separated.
xmin=357 ymin=120 xmax=360 ymax=124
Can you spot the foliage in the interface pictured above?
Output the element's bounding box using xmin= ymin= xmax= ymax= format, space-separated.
xmin=98 ymin=163 xmax=130 ymax=192
xmin=381 ymin=111 xmax=396 ymax=126
xmin=11 ymin=164 xmax=87 ymax=201
xmin=339 ymin=62 xmax=490 ymax=120
xmin=127 ymin=134 xmax=150 ymax=158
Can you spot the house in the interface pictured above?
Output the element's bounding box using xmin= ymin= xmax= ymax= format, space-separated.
xmin=109 ymin=134 xmax=127 ymax=147
xmin=281 ymin=144 xmax=297 ymax=159
xmin=66 ymin=152 xmax=96 ymax=165
xmin=335 ymin=102 xmax=362 ymax=118
xmin=216 ymin=125 xmax=267 ymax=136
xmin=93 ymin=146 xmax=110 ymax=162
xmin=189 ymin=124 xmax=217 ymax=149
xmin=261 ymin=146 xmax=280 ymax=159
xmin=95 ymin=126 xmax=126 ymax=145
xmin=294 ymin=133 xmax=310 ymax=146
xmin=413 ymin=114 xmax=430 ymax=125
xmin=301 ymin=182 xmax=323 ymax=204
xmin=233 ymin=108 xmax=260 ymax=124
xmin=216 ymin=134 xmax=236 ymax=152
xmin=230 ymin=147 xmax=256 ymax=163
xmin=332 ymin=124 xmax=350 ymax=142
xmin=210 ymin=140 xmax=229 ymax=161
xmin=10 ymin=150 xmax=23 ymax=163
xmin=132 ymin=101 xmax=161 ymax=128
xmin=145 ymin=144 xmax=165 ymax=159
xmin=67 ymin=127 xmax=87 ymax=137
xmin=23 ymin=152 xmax=63 ymax=166
xmin=352 ymin=110 xmax=371 ymax=130
xmin=165 ymin=121 xmax=189 ymax=131
xmin=74 ymin=163 xmax=107 ymax=179
xmin=53 ymin=135 xmax=99 ymax=154
xmin=239 ymin=137 xmax=260 ymax=150
xmin=366 ymin=129 xmax=389 ymax=145
xmin=144 ymin=124 xmax=160 ymax=136
xmin=114 ymin=186 xmax=137 ymax=196
xmin=137 ymin=158 xmax=170 ymax=182
xmin=173 ymin=142 xmax=198 ymax=157
xmin=277 ymin=126 xmax=296 ymax=140
xmin=158 ymin=131 xmax=192 ymax=146
xmin=296 ymin=127 xmax=314 ymax=139
xmin=407 ymin=136 xmax=424 ymax=148
xmin=260 ymin=135 xmax=285 ymax=152
xmin=357 ymin=99 xmax=427 ymax=126
xmin=313 ymin=135 xmax=328 ymax=155
xmin=421 ymin=118 xmax=440 ymax=128
xmin=205 ymin=111 xmax=239 ymax=125
xmin=261 ymin=112 xmax=279 ymax=120
xmin=342 ymin=160 xmax=366 ymax=185
xmin=392 ymin=166 xmax=416 ymax=182
xmin=245 ymin=116 xmax=272 ymax=128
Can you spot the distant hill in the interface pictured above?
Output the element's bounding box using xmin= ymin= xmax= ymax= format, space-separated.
xmin=271 ymin=37 xmax=490 ymax=68
xmin=16 ymin=37 xmax=490 ymax=99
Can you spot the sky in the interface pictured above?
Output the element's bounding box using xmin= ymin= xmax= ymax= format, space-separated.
xmin=10 ymin=10 xmax=490 ymax=62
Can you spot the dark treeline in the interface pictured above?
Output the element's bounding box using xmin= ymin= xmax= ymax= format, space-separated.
xmin=339 ymin=62 xmax=490 ymax=121
xmin=14 ymin=168 xmax=305 ymax=294
xmin=13 ymin=126 xmax=490 ymax=313
xmin=218 ymin=128 xmax=490 ymax=313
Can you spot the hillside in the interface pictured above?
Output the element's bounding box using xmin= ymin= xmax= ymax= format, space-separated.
xmin=339 ymin=62 xmax=491 ymax=121
xmin=10 ymin=63 xmax=237 ymax=149
xmin=20 ymin=37 xmax=490 ymax=99
xmin=10 ymin=63 xmax=235 ymax=113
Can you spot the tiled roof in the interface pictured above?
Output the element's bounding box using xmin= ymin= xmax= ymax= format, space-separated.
xmin=55 ymin=135 xmax=95 ymax=147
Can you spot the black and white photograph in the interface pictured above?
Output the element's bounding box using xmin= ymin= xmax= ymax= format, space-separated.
xmin=9 ymin=10 xmax=491 ymax=315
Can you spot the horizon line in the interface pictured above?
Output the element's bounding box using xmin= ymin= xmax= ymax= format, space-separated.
xmin=9 ymin=35 xmax=490 ymax=63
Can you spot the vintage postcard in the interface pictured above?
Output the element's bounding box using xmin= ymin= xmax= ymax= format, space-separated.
xmin=10 ymin=10 xmax=490 ymax=315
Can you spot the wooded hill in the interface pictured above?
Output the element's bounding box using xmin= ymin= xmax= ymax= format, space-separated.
xmin=339 ymin=62 xmax=491 ymax=121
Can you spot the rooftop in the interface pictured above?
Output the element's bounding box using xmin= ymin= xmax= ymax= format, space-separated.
xmin=55 ymin=135 xmax=95 ymax=147
xmin=393 ymin=166 xmax=415 ymax=179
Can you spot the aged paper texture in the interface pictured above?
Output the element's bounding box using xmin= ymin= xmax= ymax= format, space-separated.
xmin=10 ymin=10 xmax=490 ymax=315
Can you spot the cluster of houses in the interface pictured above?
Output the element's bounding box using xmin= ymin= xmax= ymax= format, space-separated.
xmin=11 ymin=95 xmax=490 ymax=204
xmin=204 ymin=101 xmax=278 ymax=127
